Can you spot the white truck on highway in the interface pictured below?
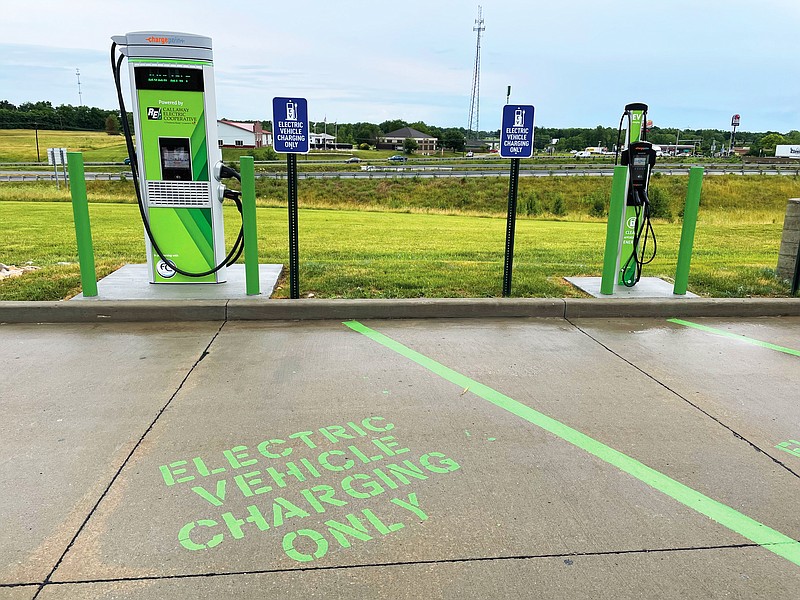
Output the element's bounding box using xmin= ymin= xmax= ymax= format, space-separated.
xmin=775 ymin=145 xmax=800 ymax=159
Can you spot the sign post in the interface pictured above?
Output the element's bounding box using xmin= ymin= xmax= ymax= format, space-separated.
xmin=272 ymin=97 xmax=309 ymax=299
xmin=499 ymin=104 xmax=535 ymax=297
xmin=730 ymin=114 xmax=740 ymax=155
xmin=47 ymin=147 xmax=67 ymax=190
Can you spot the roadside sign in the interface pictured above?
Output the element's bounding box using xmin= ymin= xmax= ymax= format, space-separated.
xmin=47 ymin=147 xmax=68 ymax=165
xmin=500 ymin=105 xmax=535 ymax=158
xmin=272 ymin=97 xmax=309 ymax=154
xmin=731 ymin=114 xmax=740 ymax=127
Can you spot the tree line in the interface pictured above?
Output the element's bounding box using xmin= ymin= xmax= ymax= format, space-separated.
xmin=0 ymin=100 xmax=123 ymax=132
xmin=3 ymin=99 xmax=798 ymax=156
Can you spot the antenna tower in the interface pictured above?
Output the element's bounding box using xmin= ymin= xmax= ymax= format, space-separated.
xmin=467 ymin=5 xmax=485 ymax=142
xmin=76 ymin=68 xmax=83 ymax=105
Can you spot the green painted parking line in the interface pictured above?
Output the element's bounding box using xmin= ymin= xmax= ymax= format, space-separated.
xmin=668 ymin=318 xmax=800 ymax=357
xmin=343 ymin=320 xmax=800 ymax=568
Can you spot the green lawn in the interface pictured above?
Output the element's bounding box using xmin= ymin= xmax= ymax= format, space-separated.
xmin=0 ymin=129 xmax=130 ymax=162
xmin=0 ymin=201 xmax=790 ymax=300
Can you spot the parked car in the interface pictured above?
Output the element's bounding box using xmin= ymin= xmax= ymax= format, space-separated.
xmin=388 ymin=155 xmax=407 ymax=163
xmin=465 ymin=151 xmax=474 ymax=158
xmin=123 ymin=157 xmax=131 ymax=165
xmin=346 ymin=157 xmax=362 ymax=163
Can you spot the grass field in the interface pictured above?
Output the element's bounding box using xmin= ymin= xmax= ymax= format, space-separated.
xmin=0 ymin=129 xmax=130 ymax=162
xmin=0 ymin=200 xmax=791 ymax=301
xmin=2 ymin=161 xmax=797 ymax=301
xmin=2 ymin=173 xmax=797 ymax=223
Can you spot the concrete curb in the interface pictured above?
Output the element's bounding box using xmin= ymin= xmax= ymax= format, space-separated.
xmin=0 ymin=300 xmax=227 ymax=323
xmin=562 ymin=298 xmax=800 ymax=318
xmin=1 ymin=297 xmax=799 ymax=323
xmin=226 ymin=298 xmax=566 ymax=320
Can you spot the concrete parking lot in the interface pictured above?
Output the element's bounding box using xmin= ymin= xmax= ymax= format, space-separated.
xmin=1 ymin=315 xmax=798 ymax=598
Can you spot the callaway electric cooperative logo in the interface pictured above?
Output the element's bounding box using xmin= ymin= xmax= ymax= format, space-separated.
xmin=147 ymin=107 xmax=162 ymax=120
xmin=146 ymin=35 xmax=185 ymax=45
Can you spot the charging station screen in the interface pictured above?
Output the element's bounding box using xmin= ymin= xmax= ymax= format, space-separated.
xmin=159 ymin=138 xmax=192 ymax=180
xmin=135 ymin=66 xmax=204 ymax=92
xmin=633 ymin=156 xmax=648 ymax=166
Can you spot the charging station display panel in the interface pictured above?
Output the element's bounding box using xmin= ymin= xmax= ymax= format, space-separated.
xmin=159 ymin=137 xmax=193 ymax=180
xmin=134 ymin=65 xmax=209 ymax=182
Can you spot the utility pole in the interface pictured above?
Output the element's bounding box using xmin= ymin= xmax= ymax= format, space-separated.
xmin=34 ymin=122 xmax=40 ymax=162
xmin=76 ymin=68 xmax=83 ymax=105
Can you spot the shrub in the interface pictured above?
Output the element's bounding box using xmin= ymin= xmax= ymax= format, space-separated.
xmin=647 ymin=185 xmax=672 ymax=220
xmin=519 ymin=192 xmax=541 ymax=216
xmin=587 ymin=190 xmax=607 ymax=218
xmin=551 ymin=193 xmax=567 ymax=216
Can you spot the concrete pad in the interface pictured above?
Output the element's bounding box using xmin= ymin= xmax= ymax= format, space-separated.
xmin=71 ymin=264 xmax=282 ymax=301
xmin=565 ymin=276 xmax=698 ymax=298
xmin=0 ymin=323 xmax=221 ymax=584
xmin=44 ymin=320 xmax=798 ymax=585
xmin=573 ymin=317 xmax=800 ymax=467
xmin=37 ymin=547 xmax=800 ymax=599
xmin=364 ymin=319 xmax=800 ymax=535
xmin=0 ymin=586 xmax=39 ymax=600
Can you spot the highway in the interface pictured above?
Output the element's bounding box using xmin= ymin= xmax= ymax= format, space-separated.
xmin=1 ymin=163 xmax=798 ymax=182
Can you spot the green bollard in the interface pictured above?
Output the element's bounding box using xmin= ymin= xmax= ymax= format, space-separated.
xmin=239 ymin=156 xmax=260 ymax=295
xmin=67 ymin=152 xmax=98 ymax=297
xmin=600 ymin=166 xmax=629 ymax=295
xmin=673 ymin=166 xmax=704 ymax=295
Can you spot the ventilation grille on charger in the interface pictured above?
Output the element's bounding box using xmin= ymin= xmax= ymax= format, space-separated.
xmin=146 ymin=181 xmax=211 ymax=207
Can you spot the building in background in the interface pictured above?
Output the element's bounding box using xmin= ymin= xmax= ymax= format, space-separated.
xmin=217 ymin=120 xmax=272 ymax=148
xmin=377 ymin=127 xmax=438 ymax=154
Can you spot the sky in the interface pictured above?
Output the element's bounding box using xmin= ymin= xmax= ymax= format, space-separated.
xmin=0 ymin=0 xmax=798 ymax=132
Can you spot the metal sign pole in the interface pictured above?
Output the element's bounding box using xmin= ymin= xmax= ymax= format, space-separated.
xmin=498 ymin=103 xmax=535 ymax=298
xmin=287 ymin=153 xmax=300 ymax=299
xmin=502 ymin=158 xmax=520 ymax=297
xmin=272 ymin=96 xmax=309 ymax=300
xmin=61 ymin=149 xmax=69 ymax=189
xmin=53 ymin=158 xmax=60 ymax=190
xmin=792 ymin=234 xmax=800 ymax=296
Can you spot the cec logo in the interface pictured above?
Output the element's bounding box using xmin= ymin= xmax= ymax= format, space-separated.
xmin=147 ymin=107 xmax=162 ymax=120
xmin=627 ymin=216 xmax=637 ymax=228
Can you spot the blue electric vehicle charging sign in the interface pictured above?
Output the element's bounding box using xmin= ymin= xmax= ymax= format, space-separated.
xmin=500 ymin=104 xmax=535 ymax=158
xmin=272 ymin=97 xmax=309 ymax=154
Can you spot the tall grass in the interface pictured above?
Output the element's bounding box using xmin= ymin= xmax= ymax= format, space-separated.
xmin=2 ymin=174 xmax=796 ymax=223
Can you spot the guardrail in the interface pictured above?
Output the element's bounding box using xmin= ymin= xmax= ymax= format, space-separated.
xmin=1 ymin=166 xmax=798 ymax=183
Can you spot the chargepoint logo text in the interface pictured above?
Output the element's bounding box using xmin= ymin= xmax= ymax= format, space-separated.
xmin=146 ymin=36 xmax=186 ymax=45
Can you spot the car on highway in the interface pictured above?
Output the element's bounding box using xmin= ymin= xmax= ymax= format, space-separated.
xmin=465 ymin=151 xmax=474 ymax=158
xmin=123 ymin=157 xmax=131 ymax=165
xmin=346 ymin=157 xmax=362 ymax=163
xmin=387 ymin=155 xmax=408 ymax=163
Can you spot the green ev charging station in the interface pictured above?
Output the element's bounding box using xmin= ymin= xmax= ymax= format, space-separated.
xmin=111 ymin=32 xmax=244 ymax=284
xmin=613 ymin=102 xmax=658 ymax=287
